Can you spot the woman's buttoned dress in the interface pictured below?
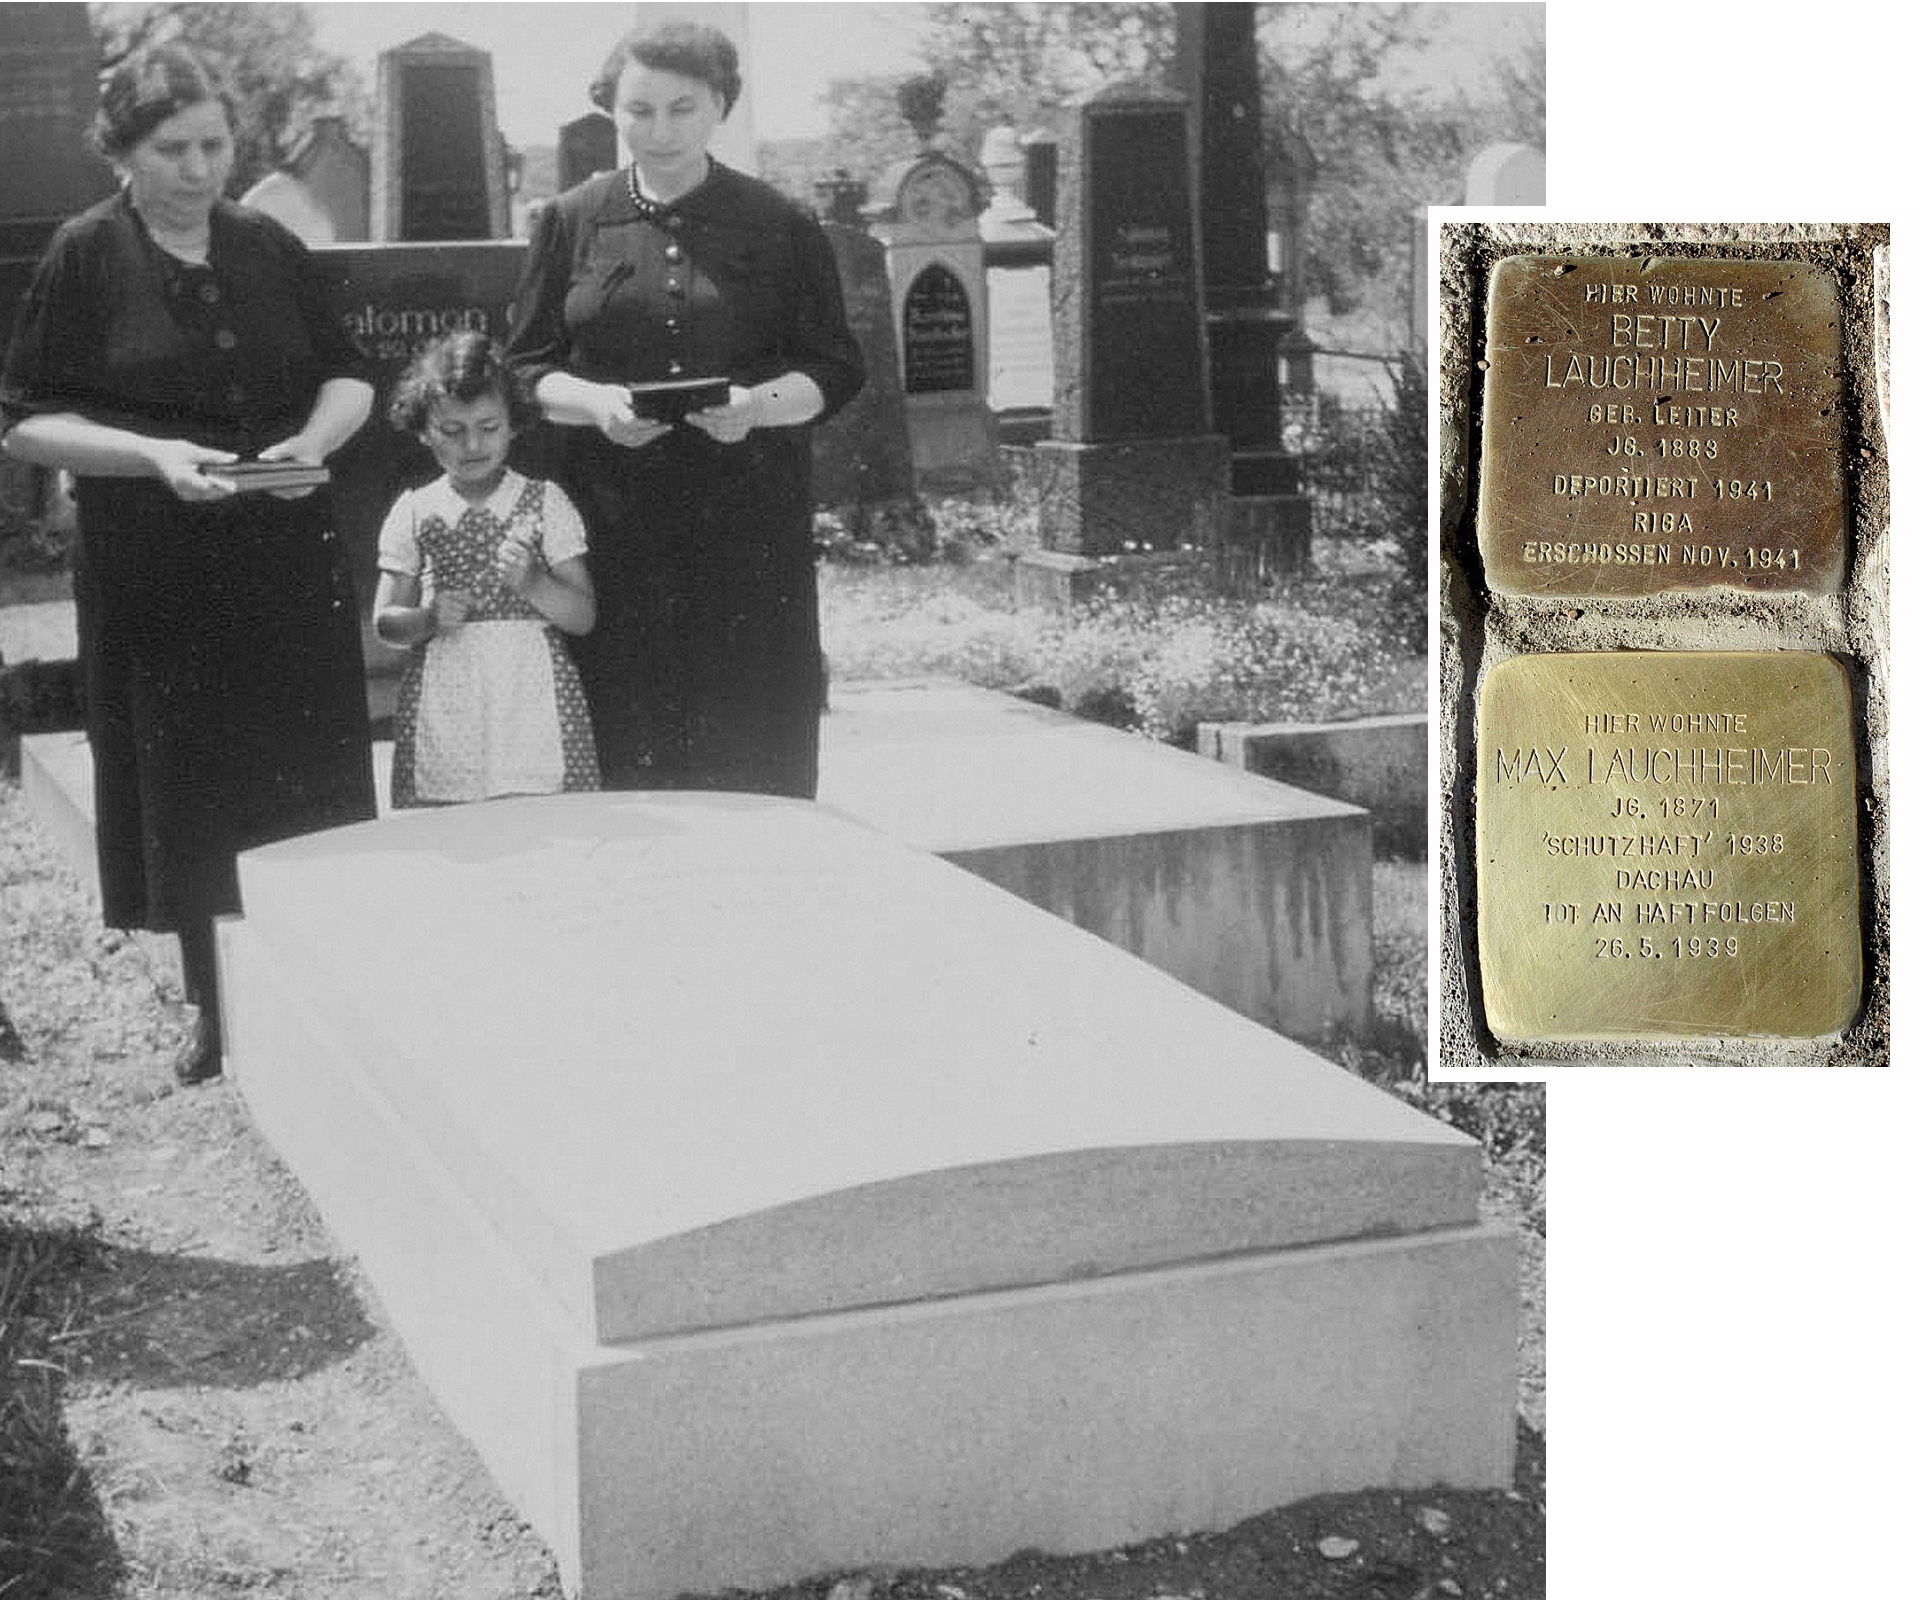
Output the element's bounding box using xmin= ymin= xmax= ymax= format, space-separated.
xmin=507 ymin=162 xmax=864 ymax=798
xmin=0 ymin=193 xmax=376 ymax=932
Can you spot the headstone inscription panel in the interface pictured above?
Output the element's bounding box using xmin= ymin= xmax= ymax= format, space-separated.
xmin=399 ymin=62 xmax=492 ymax=240
xmin=1081 ymin=96 xmax=1207 ymax=441
xmin=316 ymin=242 xmax=530 ymax=601
xmin=375 ymin=34 xmax=507 ymax=243
xmin=1476 ymin=651 xmax=1861 ymax=1040
xmin=1478 ymin=256 xmax=1847 ymax=596
xmin=901 ymin=263 xmax=975 ymax=394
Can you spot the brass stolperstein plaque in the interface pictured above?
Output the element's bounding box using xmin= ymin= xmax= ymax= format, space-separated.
xmin=1477 ymin=652 xmax=1860 ymax=1041
xmin=1478 ymin=256 xmax=1846 ymax=597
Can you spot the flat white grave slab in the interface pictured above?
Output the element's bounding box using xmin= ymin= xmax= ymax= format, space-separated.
xmin=232 ymin=793 xmax=1469 ymax=1343
xmin=219 ymin=793 xmax=1515 ymax=1598
xmin=20 ymin=680 xmax=1375 ymax=1041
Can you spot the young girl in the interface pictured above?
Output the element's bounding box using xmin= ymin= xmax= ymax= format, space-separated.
xmin=375 ymin=332 xmax=599 ymax=808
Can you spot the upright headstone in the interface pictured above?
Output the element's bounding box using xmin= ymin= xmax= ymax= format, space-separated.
xmin=810 ymin=222 xmax=930 ymax=553
xmin=812 ymin=169 xmax=868 ymax=229
xmin=1030 ymin=85 xmax=1227 ymax=557
xmin=978 ymin=125 xmax=1055 ymax=418
xmin=865 ymin=81 xmax=1000 ymax=493
xmin=0 ymin=3 xmax=113 ymax=542
xmin=1464 ymin=142 xmax=1547 ymax=206
xmin=372 ymin=34 xmax=510 ymax=242
xmin=558 ymin=112 xmax=618 ymax=192
xmin=238 ymin=116 xmax=370 ymax=245
xmin=1172 ymin=4 xmax=1313 ymax=582
xmin=0 ymin=3 xmax=112 ymax=339
xmin=1020 ymin=133 xmax=1058 ymax=231
xmin=314 ymin=243 xmax=531 ymax=621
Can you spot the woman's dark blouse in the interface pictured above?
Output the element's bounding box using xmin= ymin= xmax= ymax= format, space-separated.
xmin=0 ymin=192 xmax=376 ymax=931
xmin=508 ymin=162 xmax=863 ymax=795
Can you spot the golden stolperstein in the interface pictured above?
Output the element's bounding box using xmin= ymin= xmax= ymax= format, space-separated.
xmin=1476 ymin=650 xmax=1861 ymax=1040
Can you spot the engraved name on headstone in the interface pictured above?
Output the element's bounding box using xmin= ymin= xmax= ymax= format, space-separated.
xmin=1077 ymin=93 xmax=1207 ymax=441
xmin=1476 ymin=651 xmax=1861 ymax=1040
xmin=316 ymin=242 xmax=529 ymax=601
xmin=1030 ymin=84 xmax=1225 ymax=557
xmin=901 ymin=263 xmax=975 ymax=395
xmin=1478 ymin=256 xmax=1846 ymax=596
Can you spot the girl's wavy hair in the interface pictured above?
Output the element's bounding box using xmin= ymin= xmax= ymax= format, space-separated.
xmin=387 ymin=331 xmax=539 ymax=434
xmin=94 ymin=42 xmax=235 ymax=160
xmin=588 ymin=22 xmax=741 ymax=116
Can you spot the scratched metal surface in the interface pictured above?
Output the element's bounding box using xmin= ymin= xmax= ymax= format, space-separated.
xmin=1476 ymin=651 xmax=1860 ymax=1039
xmin=1478 ymin=255 xmax=1846 ymax=597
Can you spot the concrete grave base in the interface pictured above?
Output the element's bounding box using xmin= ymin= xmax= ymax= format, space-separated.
xmin=1199 ymin=713 xmax=1428 ymax=856
xmin=25 ymin=681 xmax=1374 ymax=1046
xmin=1011 ymin=547 xmax=1103 ymax=608
xmin=217 ymin=793 xmax=1514 ymax=1600
xmin=821 ymin=681 xmax=1372 ymax=1044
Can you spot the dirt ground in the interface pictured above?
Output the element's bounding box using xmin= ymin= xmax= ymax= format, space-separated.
xmin=2 ymin=766 xmax=1542 ymax=1600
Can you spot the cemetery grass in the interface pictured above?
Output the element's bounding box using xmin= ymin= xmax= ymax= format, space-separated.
xmin=1 ymin=769 xmax=1540 ymax=1600
xmin=818 ymin=539 xmax=1424 ymax=744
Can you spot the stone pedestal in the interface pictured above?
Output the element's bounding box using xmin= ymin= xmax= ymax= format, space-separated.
xmin=1030 ymin=434 xmax=1228 ymax=555
xmin=210 ymin=792 xmax=1516 ymax=1599
xmin=1012 ymin=549 xmax=1101 ymax=608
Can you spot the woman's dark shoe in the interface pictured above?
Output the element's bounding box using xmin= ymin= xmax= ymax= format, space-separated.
xmin=173 ymin=1009 xmax=223 ymax=1084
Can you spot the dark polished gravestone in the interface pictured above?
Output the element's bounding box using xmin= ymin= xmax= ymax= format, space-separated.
xmin=314 ymin=242 xmax=532 ymax=614
xmin=1032 ymin=85 xmax=1228 ymax=557
xmin=0 ymin=4 xmax=114 ymax=536
xmin=901 ymin=263 xmax=976 ymax=395
xmin=811 ymin=224 xmax=926 ymax=539
xmin=373 ymin=33 xmax=510 ymax=242
xmin=0 ymin=3 xmax=113 ymax=318
xmin=558 ymin=112 xmax=620 ymax=192
xmin=1173 ymin=3 xmax=1314 ymax=577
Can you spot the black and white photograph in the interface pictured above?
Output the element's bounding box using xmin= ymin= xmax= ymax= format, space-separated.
xmin=0 ymin=4 xmax=1906 ymax=1599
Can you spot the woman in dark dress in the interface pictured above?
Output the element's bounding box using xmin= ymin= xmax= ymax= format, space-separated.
xmin=507 ymin=21 xmax=863 ymax=797
xmin=0 ymin=45 xmax=377 ymax=1081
